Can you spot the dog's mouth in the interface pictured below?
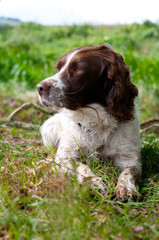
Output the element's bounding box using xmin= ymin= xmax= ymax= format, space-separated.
xmin=38 ymin=94 xmax=67 ymax=109
xmin=38 ymin=95 xmax=52 ymax=107
xmin=41 ymin=100 xmax=50 ymax=107
xmin=37 ymin=87 xmax=83 ymax=110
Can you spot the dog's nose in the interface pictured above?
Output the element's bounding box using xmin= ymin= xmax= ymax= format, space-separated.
xmin=36 ymin=82 xmax=51 ymax=95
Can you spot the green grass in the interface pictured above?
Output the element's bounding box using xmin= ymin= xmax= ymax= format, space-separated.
xmin=0 ymin=21 xmax=159 ymax=120
xmin=0 ymin=22 xmax=159 ymax=239
xmin=0 ymin=91 xmax=159 ymax=240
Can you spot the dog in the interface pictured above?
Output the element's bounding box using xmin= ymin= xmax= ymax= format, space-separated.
xmin=37 ymin=44 xmax=141 ymax=200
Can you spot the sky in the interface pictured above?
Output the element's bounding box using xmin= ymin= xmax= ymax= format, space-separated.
xmin=0 ymin=0 xmax=159 ymax=26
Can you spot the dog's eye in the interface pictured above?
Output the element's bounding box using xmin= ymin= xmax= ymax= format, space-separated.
xmin=75 ymin=67 xmax=84 ymax=72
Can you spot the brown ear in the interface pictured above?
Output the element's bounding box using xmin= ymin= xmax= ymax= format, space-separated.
xmin=102 ymin=51 xmax=138 ymax=122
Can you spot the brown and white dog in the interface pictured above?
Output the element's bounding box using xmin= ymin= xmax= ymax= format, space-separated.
xmin=37 ymin=45 xmax=141 ymax=199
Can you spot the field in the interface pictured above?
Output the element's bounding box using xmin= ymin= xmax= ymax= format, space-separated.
xmin=0 ymin=22 xmax=159 ymax=239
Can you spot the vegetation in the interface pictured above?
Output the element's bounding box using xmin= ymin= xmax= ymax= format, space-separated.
xmin=0 ymin=22 xmax=159 ymax=239
xmin=1 ymin=21 xmax=159 ymax=119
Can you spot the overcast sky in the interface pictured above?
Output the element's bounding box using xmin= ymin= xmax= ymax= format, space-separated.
xmin=0 ymin=0 xmax=159 ymax=25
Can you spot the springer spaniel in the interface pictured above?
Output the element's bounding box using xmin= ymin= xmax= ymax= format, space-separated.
xmin=37 ymin=45 xmax=141 ymax=200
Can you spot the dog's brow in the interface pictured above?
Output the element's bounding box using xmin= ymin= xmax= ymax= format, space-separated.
xmin=60 ymin=50 xmax=79 ymax=73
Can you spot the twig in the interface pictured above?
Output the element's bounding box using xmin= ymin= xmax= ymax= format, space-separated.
xmin=7 ymin=102 xmax=57 ymax=121
xmin=140 ymin=118 xmax=159 ymax=128
xmin=140 ymin=124 xmax=159 ymax=134
xmin=140 ymin=117 xmax=159 ymax=134
xmin=0 ymin=102 xmax=57 ymax=130
xmin=0 ymin=119 xmax=40 ymax=130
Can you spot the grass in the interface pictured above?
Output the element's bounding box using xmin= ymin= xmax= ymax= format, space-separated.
xmin=0 ymin=22 xmax=159 ymax=239
xmin=0 ymin=22 xmax=159 ymax=120
xmin=0 ymin=90 xmax=159 ymax=240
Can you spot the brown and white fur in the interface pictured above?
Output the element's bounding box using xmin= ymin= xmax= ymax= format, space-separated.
xmin=37 ymin=45 xmax=141 ymax=200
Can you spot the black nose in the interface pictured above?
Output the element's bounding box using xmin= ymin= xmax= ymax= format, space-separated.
xmin=36 ymin=82 xmax=51 ymax=95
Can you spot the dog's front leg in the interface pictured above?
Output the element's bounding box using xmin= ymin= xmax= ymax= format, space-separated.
xmin=53 ymin=145 xmax=107 ymax=195
xmin=115 ymin=167 xmax=139 ymax=200
xmin=76 ymin=163 xmax=107 ymax=195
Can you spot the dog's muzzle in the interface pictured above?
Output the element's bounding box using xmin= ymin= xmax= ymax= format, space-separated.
xmin=36 ymin=80 xmax=64 ymax=107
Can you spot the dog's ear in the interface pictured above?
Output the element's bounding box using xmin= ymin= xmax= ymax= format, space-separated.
xmin=100 ymin=49 xmax=138 ymax=122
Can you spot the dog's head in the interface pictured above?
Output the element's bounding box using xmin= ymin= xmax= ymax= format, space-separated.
xmin=37 ymin=45 xmax=138 ymax=122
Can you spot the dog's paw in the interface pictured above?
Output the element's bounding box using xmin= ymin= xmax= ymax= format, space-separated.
xmin=91 ymin=177 xmax=107 ymax=195
xmin=115 ymin=182 xmax=138 ymax=201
